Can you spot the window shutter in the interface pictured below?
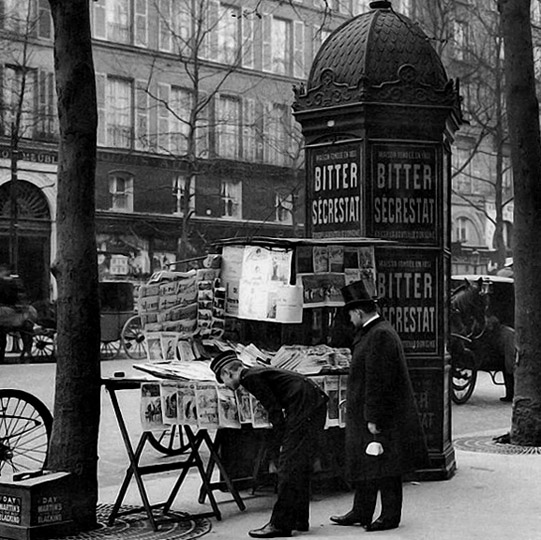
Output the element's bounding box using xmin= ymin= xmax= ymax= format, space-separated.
xmin=262 ymin=14 xmax=272 ymax=72
xmin=92 ymin=0 xmax=106 ymax=40
xmin=135 ymin=80 xmax=149 ymax=150
xmin=157 ymin=83 xmax=170 ymax=153
xmin=293 ymin=21 xmax=305 ymax=79
xmin=95 ymin=73 xmax=107 ymax=146
xmin=159 ymin=0 xmax=171 ymax=51
xmin=241 ymin=12 xmax=254 ymax=69
xmin=135 ymin=0 xmax=148 ymax=47
xmin=243 ymin=98 xmax=256 ymax=162
xmin=37 ymin=69 xmax=47 ymax=135
xmin=38 ymin=0 xmax=52 ymax=39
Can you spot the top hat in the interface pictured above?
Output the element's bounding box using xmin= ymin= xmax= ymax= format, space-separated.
xmin=210 ymin=350 xmax=239 ymax=384
xmin=341 ymin=279 xmax=378 ymax=309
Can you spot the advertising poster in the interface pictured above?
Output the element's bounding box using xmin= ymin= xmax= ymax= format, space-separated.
xmin=160 ymin=381 xmax=179 ymax=424
xmin=369 ymin=144 xmax=438 ymax=244
xmin=376 ymin=247 xmax=439 ymax=355
xmin=140 ymin=383 xmax=165 ymax=432
xmin=195 ymin=382 xmax=219 ymax=429
xmin=217 ymin=386 xmax=241 ymax=428
xmin=307 ymin=142 xmax=363 ymax=238
xmin=177 ymin=381 xmax=198 ymax=427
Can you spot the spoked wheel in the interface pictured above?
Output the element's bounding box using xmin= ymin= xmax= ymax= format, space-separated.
xmin=0 ymin=389 xmax=53 ymax=475
xmin=121 ymin=315 xmax=146 ymax=359
xmin=452 ymin=363 xmax=478 ymax=404
xmin=31 ymin=331 xmax=56 ymax=360
xmin=148 ymin=425 xmax=189 ymax=456
xmin=100 ymin=340 xmax=121 ymax=360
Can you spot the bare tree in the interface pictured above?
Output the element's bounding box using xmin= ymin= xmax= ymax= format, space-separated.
xmin=46 ymin=0 xmax=101 ymax=529
xmin=500 ymin=0 xmax=541 ymax=445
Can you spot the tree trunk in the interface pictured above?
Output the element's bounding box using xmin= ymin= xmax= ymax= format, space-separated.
xmin=47 ymin=0 xmax=101 ymax=528
xmin=500 ymin=0 xmax=541 ymax=445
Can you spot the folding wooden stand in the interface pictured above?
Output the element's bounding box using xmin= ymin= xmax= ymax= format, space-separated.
xmin=102 ymin=377 xmax=245 ymax=531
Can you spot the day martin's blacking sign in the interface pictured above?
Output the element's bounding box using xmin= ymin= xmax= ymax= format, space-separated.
xmin=369 ymin=144 xmax=438 ymax=243
xmin=307 ymin=142 xmax=362 ymax=237
xmin=376 ymin=247 xmax=440 ymax=355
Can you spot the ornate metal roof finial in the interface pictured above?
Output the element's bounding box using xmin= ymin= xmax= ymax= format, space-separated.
xmin=369 ymin=0 xmax=392 ymax=9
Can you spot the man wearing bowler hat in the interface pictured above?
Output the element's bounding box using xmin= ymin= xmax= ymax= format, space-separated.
xmin=330 ymin=280 xmax=429 ymax=532
xmin=210 ymin=350 xmax=328 ymax=538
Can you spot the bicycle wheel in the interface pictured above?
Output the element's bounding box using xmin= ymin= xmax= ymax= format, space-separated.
xmin=147 ymin=425 xmax=189 ymax=456
xmin=0 ymin=389 xmax=53 ymax=474
xmin=121 ymin=315 xmax=146 ymax=359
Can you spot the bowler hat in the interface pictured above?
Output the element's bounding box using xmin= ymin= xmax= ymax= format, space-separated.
xmin=210 ymin=350 xmax=239 ymax=384
xmin=341 ymin=279 xmax=378 ymax=309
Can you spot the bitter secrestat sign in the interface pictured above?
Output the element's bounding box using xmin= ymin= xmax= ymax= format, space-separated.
xmin=307 ymin=142 xmax=362 ymax=237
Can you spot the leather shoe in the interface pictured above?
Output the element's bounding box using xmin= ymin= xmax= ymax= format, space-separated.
xmin=330 ymin=511 xmax=366 ymax=526
xmin=294 ymin=522 xmax=309 ymax=532
xmin=365 ymin=518 xmax=399 ymax=532
xmin=248 ymin=523 xmax=292 ymax=538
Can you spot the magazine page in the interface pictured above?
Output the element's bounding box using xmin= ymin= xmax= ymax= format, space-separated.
xmin=144 ymin=332 xmax=164 ymax=361
xmin=251 ymin=394 xmax=272 ymax=429
xmin=235 ymin=386 xmax=253 ymax=424
xmin=160 ymin=332 xmax=179 ymax=361
xmin=313 ymin=246 xmax=329 ymax=273
xmin=195 ymin=381 xmax=220 ymax=429
xmin=160 ymin=381 xmax=180 ymax=425
xmin=177 ymin=381 xmax=198 ymax=427
xmin=140 ymin=382 xmax=165 ymax=432
xmin=217 ymin=386 xmax=241 ymax=428
xmin=324 ymin=374 xmax=340 ymax=428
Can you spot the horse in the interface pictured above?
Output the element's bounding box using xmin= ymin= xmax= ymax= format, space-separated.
xmin=449 ymin=277 xmax=516 ymax=403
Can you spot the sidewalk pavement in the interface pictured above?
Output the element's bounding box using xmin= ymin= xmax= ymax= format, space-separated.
xmin=98 ymin=437 xmax=541 ymax=540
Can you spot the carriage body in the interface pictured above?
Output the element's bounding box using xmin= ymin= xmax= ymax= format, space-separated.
xmin=450 ymin=274 xmax=515 ymax=404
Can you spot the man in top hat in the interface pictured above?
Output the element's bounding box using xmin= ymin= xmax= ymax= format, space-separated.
xmin=329 ymin=279 xmax=429 ymax=532
xmin=210 ymin=350 xmax=328 ymax=538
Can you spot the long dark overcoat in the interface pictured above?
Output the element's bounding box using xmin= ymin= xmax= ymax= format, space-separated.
xmin=345 ymin=317 xmax=429 ymax=481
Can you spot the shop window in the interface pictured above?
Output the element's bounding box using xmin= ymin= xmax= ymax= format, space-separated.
xmin=109 ymin=173 xmax=134 ymax=212
xmin=220 ymin=180 xmax=242 ymax=219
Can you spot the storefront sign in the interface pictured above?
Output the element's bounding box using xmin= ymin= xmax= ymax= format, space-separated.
xmin=369 ymin=144 xmax=438 ymax=243
xmin=307 ymin=142 xmax=362 ymax=238
xmin=0 ymin=495 xmax=21 ymax=524
xmin=375 ymin=248 xmax=440 ymax=355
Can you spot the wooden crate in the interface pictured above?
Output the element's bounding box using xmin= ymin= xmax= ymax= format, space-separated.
xmin=0 ymin=471 xmax=74 ymax=540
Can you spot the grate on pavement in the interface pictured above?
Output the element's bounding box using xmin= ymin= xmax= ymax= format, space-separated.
xmin=454 ymin=435 xmax=541 ymax=455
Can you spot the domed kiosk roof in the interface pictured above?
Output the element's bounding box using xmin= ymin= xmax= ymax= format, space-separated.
xmin=293 ymin=0 xmax=460 ymax=113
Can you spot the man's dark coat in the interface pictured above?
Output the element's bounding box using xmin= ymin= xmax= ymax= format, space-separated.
xmin=345 ymin=317 xmax=429 ymax=481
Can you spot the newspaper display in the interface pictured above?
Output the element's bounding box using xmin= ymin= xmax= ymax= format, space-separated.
xmin=177 ymin=380 xmax=198 ymax=427
xmin=160 ymin=381 xmax=179 ymax=424
xmin=195 ymin=382 xmax=220 ymax=429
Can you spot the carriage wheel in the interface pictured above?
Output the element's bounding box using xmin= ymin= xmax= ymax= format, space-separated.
xmin=31 ymin=332 xmax=56 ymax=360
xmin=100 ymin=340 xmax=121 ymax=360
xmin=121 ymin=315 xmax=146 ymax=359
xmin=0 ymin=389 xmax=52 ymax=474
xmin=147 ymin=425 xmax=189 ymax=456
xmin=451 ymin=364 xmax=478 ymax=404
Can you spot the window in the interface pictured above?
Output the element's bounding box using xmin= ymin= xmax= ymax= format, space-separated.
xmin=109 ymin=173 xmax=134 ymax=212
xmin=264 ymin=104 xmax=289 ymax=166
xmin=106 ymin=77 xmax=133 ymax=149
xmin=159 ymin=0 xmax=190 ymax=52
xmin=107 ymin=0 xmax=131 ymax=43
xmin=170 ymin=87 xmax=192 ymax=155
xmin=135 ymin=81 xmax=149 ymax=151
xmin=454 ymin=217 xmax=479 ymax=245
xmin=172 ymin=176 xmax=195 ymax=215
xmin=216 ymin=95 xmax=240 ymax=160
xmin=217 ymin=5 xmax=240 ymax=64
xmin=2 ymin=0 xmax=31 ymax=33
xmin=36 ymin=70 xmax=58 ymax=140
xmin=272 ymin=18 xmax=290 ymax=75
xmin=263 ymin=16 xmax=305 ymax=76
xmin=275 ymin=192 xmax=293 ymax=224
xmin=38 ymin=0 xmax=52 ymax=39
xmin=1 ymin=66 xmax=36 ymax=139
xmin=220 ymin=180 xmax=242 ymax=219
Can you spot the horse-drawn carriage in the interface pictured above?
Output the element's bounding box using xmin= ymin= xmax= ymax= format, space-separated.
xmin=1 ymin=281 xmax=146 ymax=362
xmin=449 ymin=274 xmax=516 ymax=404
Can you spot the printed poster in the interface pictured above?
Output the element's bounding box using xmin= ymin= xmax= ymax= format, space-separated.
xmin=195 ymin=382 xmax=219 ymax=429
xmin=324 ymin=375 xmax=340 ymax=428
xmin=221 ymin=245 xmax=244 ymax=316
xmin=177 ymin=381 xmax=198 ymax=427
xmin=236 ymin=386 xmax=253 ymax=424
xmin=161 ymin=381 xmax=179 ymax=425
xmin=300 ymin=273 xmax=345 ymax=308
xmin=251 ymin=395 xmax=271 ymax=429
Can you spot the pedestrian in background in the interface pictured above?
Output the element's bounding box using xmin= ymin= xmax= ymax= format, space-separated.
xmin=211 ymin=350 xmax=328 ymax=538
xmin=330 ymin=280 xmax=429 ymax=532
